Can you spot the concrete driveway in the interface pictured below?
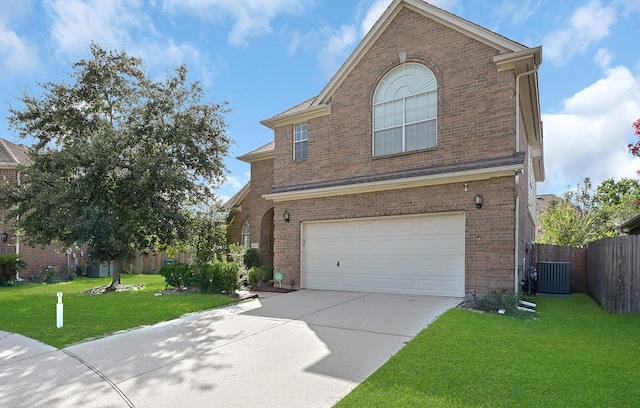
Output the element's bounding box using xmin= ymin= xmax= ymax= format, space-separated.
xmin=0 ymin=290 xmax=461 ymax=408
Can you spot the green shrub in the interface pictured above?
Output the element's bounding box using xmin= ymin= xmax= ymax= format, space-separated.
xmin=43 ymin=266 xmax=60 ymax=284
xmin=259 ymin=265 xmax=274 ymax=281
xmin=159 ymin=263 xmax=193 ymax=289
xmin=243 ymin=248 xmax=261 ymax=269
xmin=0 ymin=254 xmax=27 ymax=286
xmin=474 ymin=289 xmax=534 ymax=319
xmin=192 ymin=262 xmax=240 ymax=293
xmin=247 ymin=267 xmax=260 ymax=288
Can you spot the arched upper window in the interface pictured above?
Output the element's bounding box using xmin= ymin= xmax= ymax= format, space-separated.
xmin=373 ymin=63 xmax=437 ymax=156
xmin=242 ymin=220 xmax=251 ymax=248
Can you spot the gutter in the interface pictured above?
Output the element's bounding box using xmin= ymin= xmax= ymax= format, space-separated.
xmin=514 ymin=66 xmax=540 ymax=292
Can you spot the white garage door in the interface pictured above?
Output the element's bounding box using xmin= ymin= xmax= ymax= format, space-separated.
xmin=302 ymin=213 xmax=465 ymax=297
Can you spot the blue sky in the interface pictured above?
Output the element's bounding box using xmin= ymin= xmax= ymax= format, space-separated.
xmin=1 ymin=0 xmax=639 ymax=201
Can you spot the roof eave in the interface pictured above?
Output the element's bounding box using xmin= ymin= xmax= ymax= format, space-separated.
xmin=263 ymin=164 xmax=524 ymax=203
xmin=260 ymin=104 xmax=331 ymax=130
xmin=313 ymin=0 xmax=528 ymax=107
xmin=237 ymin=150 xmax=275 ymax=163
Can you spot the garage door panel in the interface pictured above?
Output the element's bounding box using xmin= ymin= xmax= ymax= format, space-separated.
xmin=303 ymin=213 xmax=465 ymax=297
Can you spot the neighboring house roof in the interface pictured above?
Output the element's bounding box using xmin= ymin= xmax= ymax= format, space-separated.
xmin=0 ymin=138 xmax=30 ymax=167
xmin=223 ymin=182 xmax=250 ymax=211
xmin=237 ymin=141 xmax=275 ymax=163
xmin=536 ymin=194 xmax=562 ymax=217
xmin=620 ymin=214 xmax=640 ymax=235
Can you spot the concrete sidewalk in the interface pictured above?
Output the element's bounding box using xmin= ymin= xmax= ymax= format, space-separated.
xmin=0 ymin=290 xmax=461 ymax=408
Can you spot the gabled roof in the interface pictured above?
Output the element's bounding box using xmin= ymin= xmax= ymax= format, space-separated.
xmin=237 ymin=141 xmax=275 ymax=163
xmin=261 ymin=0 xmax=538 ymax=128
xmin=223 ymin=182 xmax=250 ymax=211
xmin=0 ymin=137 xmax=30 ymax=167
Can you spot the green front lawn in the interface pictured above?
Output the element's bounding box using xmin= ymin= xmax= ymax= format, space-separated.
xmin=0 ymin=275 xmax=238 ymax=348
xmin=337 ymin=294 xmax=640 ymax=408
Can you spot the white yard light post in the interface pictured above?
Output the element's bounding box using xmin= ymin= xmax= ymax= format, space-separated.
xmin=56 ymin=292 xmax=63 ymax=328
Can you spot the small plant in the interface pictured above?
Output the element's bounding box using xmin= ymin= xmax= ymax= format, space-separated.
xmin=474 ymin=289 xmax=535 ymax=319
xmin=0 ymin=254 xmax=27 ymax=286
xmin=43 ymin=266 xmax=60 ymax=284
xmin=243 ymin=248 xmax=261 ymax=269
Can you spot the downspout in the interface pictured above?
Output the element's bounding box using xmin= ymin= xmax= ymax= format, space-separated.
xmin=514 ymin=67 xmax=539 ymax=292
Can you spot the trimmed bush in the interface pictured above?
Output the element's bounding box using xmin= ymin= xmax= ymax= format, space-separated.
xmin=192 ymin=262 xmax=240 ymax=293
xmin=159 ymin=263 xmax=193 ymax=289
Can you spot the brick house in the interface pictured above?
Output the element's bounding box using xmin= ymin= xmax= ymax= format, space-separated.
xmin=0 ymin=137 xmax=81 ymax=278
xmin=226 ymin=0 xmax=544 ymax=297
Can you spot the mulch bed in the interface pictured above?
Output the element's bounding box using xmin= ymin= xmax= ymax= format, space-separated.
xmin=85 ymin=284 xmax=145 ymax=295
xmin=246 ymin=284 xmax=295 ymax=293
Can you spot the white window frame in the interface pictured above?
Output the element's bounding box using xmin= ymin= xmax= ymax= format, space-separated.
xmin=372 ymin=63 xmax=437 ymax=157
xmin=294 ymin=123 xmax=308 ymax=161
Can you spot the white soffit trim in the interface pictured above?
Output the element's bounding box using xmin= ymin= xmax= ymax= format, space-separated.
xmin=260 ymin=104 xmax=330 ymax=130
xmin=263 ymin=164 xmax=524 ymax=202
xmin=313 ymin=0 xmax=527 ymax=108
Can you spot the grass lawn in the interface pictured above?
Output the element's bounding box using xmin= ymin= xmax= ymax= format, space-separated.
xmin=0 ymin=274 xmax=238 ymax=348
xmin=336 ymin=294 xmax=640 ymax=408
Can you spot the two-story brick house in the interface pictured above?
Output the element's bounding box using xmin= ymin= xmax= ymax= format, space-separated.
xmin=1 ymin=137 xmax=77 ymax=278
xmin=226 ymin=0 xmax=544 ymax=297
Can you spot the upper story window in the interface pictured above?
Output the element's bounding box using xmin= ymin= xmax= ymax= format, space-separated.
xmin=294 ymin=123 xmax=308 ymax=160
xmin=373 ymin=63 xmax=437 ymax=157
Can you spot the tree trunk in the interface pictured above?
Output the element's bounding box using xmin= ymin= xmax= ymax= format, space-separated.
xmin=108 ymin=263 xmax=121 ymax=289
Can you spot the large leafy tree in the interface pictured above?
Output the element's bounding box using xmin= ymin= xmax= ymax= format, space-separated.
xmin=2 ymin=44 xmax=231 ymax=288
xmin=537 ymin=178 xmax=640 ymax=246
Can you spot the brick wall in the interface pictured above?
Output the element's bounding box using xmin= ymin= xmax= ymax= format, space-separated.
xmin=249 ymin=158 xmax=275 ymax=266
xmin=255 ymin=7 xmax=537 ymax=294
xmin=273 ymin=7 xmax=516 ymax=189
xmin=1 ymin=167 xmax=74 ymax=277
xmin=273 ymin=177 xmax=516 ymax=294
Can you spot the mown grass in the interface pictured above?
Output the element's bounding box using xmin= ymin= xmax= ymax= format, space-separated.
xmin=0 ymin=274 xmax=238 ymax=348
xmin=336 ymin=294 xmax=640 ymax=408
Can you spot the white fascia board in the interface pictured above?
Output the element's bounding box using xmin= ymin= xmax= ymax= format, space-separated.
xmin=260 ymin=104 xmax=330 ymax=130
xmin=238 ymin=150 xmax=275 ymax=163
xmin=263 ymin=164 xmax=524 ymax=202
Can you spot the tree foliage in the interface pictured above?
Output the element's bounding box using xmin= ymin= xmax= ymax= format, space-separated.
xmin=1 ymin=44 xmax=232 ymax=287
xmin=537 ymin=178 xmax=640 ymax=247
xmin=627 ymin=118 xmax=640 ymax=168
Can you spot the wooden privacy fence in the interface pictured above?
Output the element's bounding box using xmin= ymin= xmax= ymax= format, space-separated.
xmin=588 ymin=236 xmax=640 ymax=313
xmin=532 ymin=244 xmax=588 ymax=293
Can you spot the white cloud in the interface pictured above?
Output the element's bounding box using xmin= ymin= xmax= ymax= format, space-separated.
xmin=359 ymin=0 xmax=392 ymax=37
xmin=543 ymin=1 xmax=617 ymax=66
xmin=163 ymin=0 xmax=312 ymax=47
xmin=0 ymin=23 xmax=38 ymax=76
xmin=318 ymin=25 xmax=357 ymax=78
xmin=217 ymin=172 xmax=250 ymax=204
xmin=594 ymin=48 xmax=614 ymax=69
xmin=540 ymin=66 xmax=640 ymax=194
xmin=46 ymin=0 xmax=148 ymax=59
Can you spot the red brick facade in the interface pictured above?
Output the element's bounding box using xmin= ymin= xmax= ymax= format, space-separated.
xmin=228 ymin=2 xmax=543 ymax=295
xmin=1 ymin=167 xmax=73 ymax=278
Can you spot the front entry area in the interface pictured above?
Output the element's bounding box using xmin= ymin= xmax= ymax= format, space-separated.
xmin=301 ymin=212 xmax=465 ymax=297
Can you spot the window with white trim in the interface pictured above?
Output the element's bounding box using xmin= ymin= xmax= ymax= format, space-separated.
xmin=373 ymin=63 xmax=437 ymax=156
xmin=242 ymin=220 xmax=250 ymax=248
xmin=294 ymin=123 xmax=308 ymax=160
